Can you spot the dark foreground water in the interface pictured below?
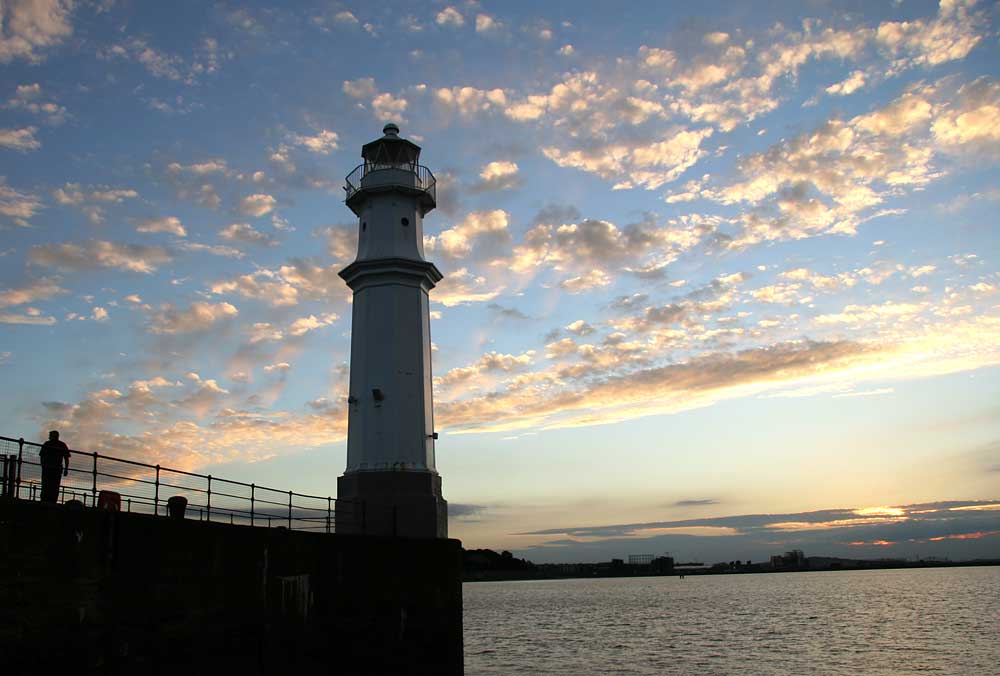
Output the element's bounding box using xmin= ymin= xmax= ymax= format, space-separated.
xmin=463 ymin=567 xmax=1000 ymax=675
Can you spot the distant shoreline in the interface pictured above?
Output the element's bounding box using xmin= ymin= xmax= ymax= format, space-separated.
xmin=463 ymin=558 xmax=1000 ymax=583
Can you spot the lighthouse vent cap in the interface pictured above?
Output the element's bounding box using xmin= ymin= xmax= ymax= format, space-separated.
xmin=383 ymin=123 xmax=400 ymax=137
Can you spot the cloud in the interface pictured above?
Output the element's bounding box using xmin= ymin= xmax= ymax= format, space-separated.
xmin=320 ymin=224 xmax=358 ymax=264
xmin=815 ymin=301 xmax=924 ymax=325
xmin=210 ymin=258 xmax=349 ymax=307
xmin=0 ymin=0 xmax=74 ymax=63
xmin=826 ymin=70 xmax=868 ymax=96
xmin=288 ymin=313 xmax=338 ymax=336
xmin=701 ymin=83 xmax=960 ymax=247
xmin=438 ymin=339 xmax=882 ymax=434
xmin=434 ymin=86 xmax=507 ymax=117
xmin=424 ymin=210 xmax=511 ymax=261
xmin=237 ymin=193 xmax=276 ymax=217
xmin=101 ymin=36 xmax=224 ymax=85
xmin=288 ymin=128 xmax=339 ymax=154
xmin=931 ymin=77 xmax=1000 ymax=154
xmin=0 ymin=310 xmax=56 ymax=325
xmin=166 ymin=159 xmax=229 ymax=175
xmin=473 ymin=161 xmax=520 ymax=192
xmin=53 ymin=183 xmax=138 ymax=224
xmin=148 ymin=301 xmax=239 ymax=334
xmin=515 ymin=500 xmax=1000 ymax=562
xmin=674 ymin=499 xmax=720 ymax=507
xmin=137 ymin=216 xmax=187 ymax=237
xmin=565 ymin=320 xmax=595 ymax=336
xmin=559 ymin=269 xmax=611 ymax=293
xmin=219 ymin=222 xmax=275 ymax=246
xmin=475 ymin=14 xmax=497 ymax=33
xmin=5 ymin=82 xmax=66 ymax=123
xmin=29 ymin=240 xmax=173 ymax=273
xmin=509 ymin=214 xmax=704 ymax=286
xmin=487 ymin=303 xmax=530 ymax=320
xmin=342 ymin=77 xmax=376 ymax=100
xmin=542 ymin=127 xmax=713 ymax=190
xmin=0 ymin=277 xmax=65 ymax=307
xmin=435 ymin=7 xmax=464 ymax=27
xmin=0 ymin=177 xmax=43 ymax=225
xmin=210 ymin=270 xmax=299 ymax=307
xmin=875 ymin=0 xmax=984 ymax=67
xmin=372 ymin=92 xmax=407 ymax=122
xmin=433 ymin=268 xmax=503 ymax=307
xmin=177 ymin=242 xmax=245 ymax=259
xmin=435 ymin=350 xmax=535 ymax=391
xmin=0 ymin=126 xmax=40 ymax=151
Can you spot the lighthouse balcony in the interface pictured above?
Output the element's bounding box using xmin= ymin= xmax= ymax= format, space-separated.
xmin=345 ymin=162 xmax=437 ymax=215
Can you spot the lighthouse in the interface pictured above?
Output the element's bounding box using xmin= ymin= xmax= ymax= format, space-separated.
xmin=336 ymin=123 xmax=448 ymax=538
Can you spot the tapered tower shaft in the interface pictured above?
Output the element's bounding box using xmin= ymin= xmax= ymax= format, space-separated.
xmin=336 ymin=124 xmax=447 ymax=538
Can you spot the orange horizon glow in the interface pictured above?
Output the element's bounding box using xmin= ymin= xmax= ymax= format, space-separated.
xmin=848 ymin=540 xmax=896 ymax=546
xmin=927 ymin=530 xmax=1000 ymax=541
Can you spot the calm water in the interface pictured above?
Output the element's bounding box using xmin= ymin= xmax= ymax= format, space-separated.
xmin=463 ymin=567 xmax=1000 ymax=675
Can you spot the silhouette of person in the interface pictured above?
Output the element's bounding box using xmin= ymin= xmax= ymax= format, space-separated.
xmin=39 ymin=430 xmax=70 ymax=503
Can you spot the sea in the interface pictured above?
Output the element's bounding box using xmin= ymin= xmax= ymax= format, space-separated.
xmin=463 ymin=566 xmax=1000 ymax=675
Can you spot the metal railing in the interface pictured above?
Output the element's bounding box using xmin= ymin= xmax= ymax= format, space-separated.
xmin=344 ymin=162 xmax=436 ymax=203
xmin=0 ymin=435 xmax=355 ymax=532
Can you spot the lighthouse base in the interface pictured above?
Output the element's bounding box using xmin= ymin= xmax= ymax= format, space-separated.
xmin=336 ymin=470 xmax=448 ymax=538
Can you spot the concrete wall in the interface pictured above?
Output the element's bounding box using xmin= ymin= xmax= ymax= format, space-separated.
xmin=0 ymin=499 xmax=464 ymax=675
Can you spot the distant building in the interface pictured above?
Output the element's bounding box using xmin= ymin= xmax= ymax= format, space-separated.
xmin=628 ymin=554 xmax=654 ymax=566
xmin=651 ymin=556 xmax=675 ymax=574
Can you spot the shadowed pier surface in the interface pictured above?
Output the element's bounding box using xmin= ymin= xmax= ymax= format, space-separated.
xmin=0 ymin=498 xmax=464 ymax=675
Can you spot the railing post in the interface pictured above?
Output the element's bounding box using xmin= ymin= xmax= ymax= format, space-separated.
xmin=362 ymin=500 xmax=366 ymax=534
xmin=127 ymin=498 xmax=131 ymax=513
xmin=154 ymin=465 xmax=160 ymax=516
xmin=16 ymin=438 xmax=23 ymax=499
xmin=206 ymin=475 xmax=212 ymax=521
xmin=326 ymin=497 xmax=332 ymax=534
xmin=287 ymin=491 xmax=293 ymax=529
xmin=250 ymin=483 xmax=255 ymax=527
xmin=91 ymin=452 xmax=98 ymax=504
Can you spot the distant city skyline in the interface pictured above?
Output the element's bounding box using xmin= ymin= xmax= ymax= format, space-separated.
xmin=0 ymin=0 xmax=998 ymax=563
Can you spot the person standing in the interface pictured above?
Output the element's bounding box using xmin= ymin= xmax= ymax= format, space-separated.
xmin=39 ymin=430 xmax=70 ymax=503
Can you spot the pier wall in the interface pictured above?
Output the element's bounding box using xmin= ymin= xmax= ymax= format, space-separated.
xmin=0 ymin=499 xmax=463 ymax=675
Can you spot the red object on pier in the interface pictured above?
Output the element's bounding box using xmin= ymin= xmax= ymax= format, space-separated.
xmin=97 ymin=490 xmax=121 ymax=511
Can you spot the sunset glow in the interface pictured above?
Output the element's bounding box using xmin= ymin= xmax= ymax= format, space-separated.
xmin=0 ymin=0 xmax=997 ymax=562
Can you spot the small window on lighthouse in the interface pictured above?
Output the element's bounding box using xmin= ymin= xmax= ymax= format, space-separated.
xmin=362 ymin=222 xmax=367 ymax=231
xmin=401 ymin=217 xmax=409 ymax=227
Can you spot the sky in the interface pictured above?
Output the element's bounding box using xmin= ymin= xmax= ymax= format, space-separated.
xmin=1 ymin=0 xmax=998 ymax=564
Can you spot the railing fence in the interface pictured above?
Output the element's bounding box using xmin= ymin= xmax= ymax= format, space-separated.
xmin=0 ymin=435 xmax=359 ymax=533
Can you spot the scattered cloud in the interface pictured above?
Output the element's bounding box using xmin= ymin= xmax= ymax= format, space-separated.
xmin=29 ymin=240 xmax=173 ymax=274
xmin=0 ymin=0 xmax=75 ymax=63
xmin=148 ymin=301 xmax=239 ymax=334
xmin=0 ymin=177 xmax=43 ymax=225
xmin=237 ymin=193 xmax=276 ymax=217
xmin=137 ymin=216 xmax=187 ymax=237
xmin=219 ymin=222 xmax=275 ymax=246
xmin=0 ymin=126 xmax=40 ymax=151
xmin=436 ymin=7 xmax=464 ymax=28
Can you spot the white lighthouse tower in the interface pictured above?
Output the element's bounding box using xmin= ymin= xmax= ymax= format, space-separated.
xmin=336 ymin=123 xmax=448 ymax=538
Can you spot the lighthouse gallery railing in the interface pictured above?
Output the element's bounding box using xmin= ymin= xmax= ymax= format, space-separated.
xmin=344 ymin=163 xmax=436 ymax=203
xmin=0 ymin=434 xmax=367 ymax=532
